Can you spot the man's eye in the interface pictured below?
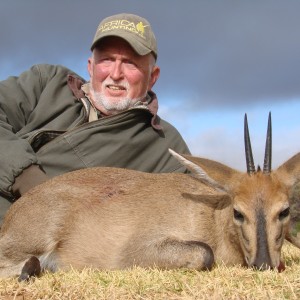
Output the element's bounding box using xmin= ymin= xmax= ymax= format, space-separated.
xmin=124 ymin=60 xmax=137 ymax=68
xmin=99 ymin=58 xmax=113 ymax=64
xmin=103 ymin=59 xmax=112 ymax=63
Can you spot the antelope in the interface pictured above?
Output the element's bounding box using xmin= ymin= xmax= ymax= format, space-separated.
xmin=0 ymin=113 xmax=299 ymax=281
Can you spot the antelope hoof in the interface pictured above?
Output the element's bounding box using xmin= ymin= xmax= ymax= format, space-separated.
xmin=18 ymin=256 xmax=41 ymax=282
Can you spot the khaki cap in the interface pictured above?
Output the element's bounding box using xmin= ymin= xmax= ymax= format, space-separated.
xmin=91 ymin=13 xmax=157 ymax=59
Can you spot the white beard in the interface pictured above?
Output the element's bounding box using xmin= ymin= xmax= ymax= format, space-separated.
xmin=90 ymin=79 xmax=146 ymax=114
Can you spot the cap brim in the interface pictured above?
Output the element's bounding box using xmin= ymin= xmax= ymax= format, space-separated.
xmin=91 ymin=32 xmax=153 ymax=56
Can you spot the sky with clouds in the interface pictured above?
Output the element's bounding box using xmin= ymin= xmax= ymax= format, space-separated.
xmin=1 ymin=0 xmax=300 ymax=171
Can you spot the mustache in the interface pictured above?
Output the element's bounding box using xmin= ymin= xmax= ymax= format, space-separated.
xmin=102 ymin=79 xmax=130 ymax=90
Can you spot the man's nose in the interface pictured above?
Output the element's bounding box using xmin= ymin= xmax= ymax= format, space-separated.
xmin=110 ymin=61 xmax=123 ymax=80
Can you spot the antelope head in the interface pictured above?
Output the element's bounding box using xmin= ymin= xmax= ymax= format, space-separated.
xmin=170 ymin=113 xmax=299 ymax=271
xmin=230 ymin=112 xmax=290 ymax=270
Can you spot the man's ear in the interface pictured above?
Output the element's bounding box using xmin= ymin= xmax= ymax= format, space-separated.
xmin=148 ymin=66 xmax=160 ymax=90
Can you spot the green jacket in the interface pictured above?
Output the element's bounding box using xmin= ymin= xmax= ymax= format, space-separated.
xmin=0 ymin=64 xmax=190 ymax=201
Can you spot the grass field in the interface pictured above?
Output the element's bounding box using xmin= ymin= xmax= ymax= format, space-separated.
xmin=0 ymin=243 xmax=299 ymax=300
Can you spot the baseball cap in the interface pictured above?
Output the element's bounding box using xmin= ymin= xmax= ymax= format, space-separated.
xmin=91 ymin=13 xmax=157 ymax=59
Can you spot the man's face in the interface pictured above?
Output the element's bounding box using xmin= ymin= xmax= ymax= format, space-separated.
xmin=88 ymin=37 xmax=160 ymax=115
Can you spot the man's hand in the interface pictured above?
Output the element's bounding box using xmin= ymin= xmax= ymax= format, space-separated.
xmin=12 ymin=165 xmax=49 ymax=198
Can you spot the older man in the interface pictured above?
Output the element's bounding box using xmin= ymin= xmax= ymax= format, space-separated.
xmin=0 ymin=13 xmax=190 ymax=222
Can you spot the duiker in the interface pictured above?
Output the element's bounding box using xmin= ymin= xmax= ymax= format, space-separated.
xmin=0 ymin=113 xmax=299 ymax=281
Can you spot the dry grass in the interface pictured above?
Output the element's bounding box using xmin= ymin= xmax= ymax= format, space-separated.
xmin=0 ymin=243 xmax=299 ymax=300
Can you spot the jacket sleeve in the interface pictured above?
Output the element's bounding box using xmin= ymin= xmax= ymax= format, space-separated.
xmin=0 ymin=65 xmax=50 ymax=199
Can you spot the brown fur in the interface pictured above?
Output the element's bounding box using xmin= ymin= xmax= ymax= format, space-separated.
xmin=0 ymin=150 xmax=299 ymax=279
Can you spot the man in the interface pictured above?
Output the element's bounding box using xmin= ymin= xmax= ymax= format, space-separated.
xmin=0 ymin=13 xmax=190 ymax=222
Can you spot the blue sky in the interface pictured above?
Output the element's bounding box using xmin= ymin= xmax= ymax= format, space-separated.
xmin=1 ymin=0 xmax=300 ymax=171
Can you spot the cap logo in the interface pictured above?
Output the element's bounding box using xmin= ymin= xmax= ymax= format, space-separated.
xmin=136 ymin=22 xmax=148 ymax=36
xmin=98 ymin=19 xmax=149 ymax=39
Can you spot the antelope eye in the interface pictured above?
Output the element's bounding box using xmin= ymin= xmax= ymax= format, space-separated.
xmin=279 ymin=207 xmax=290 ymax=220
xmin=234 ymin=209 xmax=244 ymax=222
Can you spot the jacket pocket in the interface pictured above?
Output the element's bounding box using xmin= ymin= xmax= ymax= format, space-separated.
xmin=29 ymin=130 xmax=66 ymax=152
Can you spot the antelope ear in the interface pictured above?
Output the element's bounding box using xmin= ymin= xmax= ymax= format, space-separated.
xmin=169 ymin=149 xmax=240 ymax=192
xmin=276 ymin=152 xmax=300 ymax=248
xmin=276 ymin=152 xmax=300 ymax=187
xmin=182 ymin=193 xmax=232 ymax=210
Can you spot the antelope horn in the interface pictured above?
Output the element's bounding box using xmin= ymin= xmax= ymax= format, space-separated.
xmin=263 ymin=112 xmax=272 ymax=174
xmin=244 ymin=113 xmax=256 ymax=174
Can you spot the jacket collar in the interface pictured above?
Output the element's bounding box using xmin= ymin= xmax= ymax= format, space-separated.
xmin=67 ymin=74 xmax=162 ymax=130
